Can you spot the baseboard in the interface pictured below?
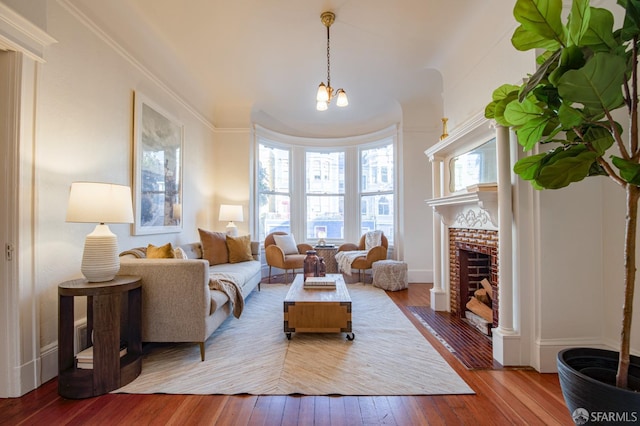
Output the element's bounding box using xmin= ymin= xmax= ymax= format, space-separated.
xmin=534 ymin=338 xmax=609 ymax=373
xmin=40 ymin=342 xmax=58 ymax=384
xmin=492 ymin=329 xmax=523 ymax=367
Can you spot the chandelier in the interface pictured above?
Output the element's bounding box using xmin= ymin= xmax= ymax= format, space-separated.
xmin=316 ymin=11 xmax=348 ymax=111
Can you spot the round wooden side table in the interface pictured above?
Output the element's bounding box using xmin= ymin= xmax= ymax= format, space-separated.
xmin=58 ymin=275 xmax=142 ymax=399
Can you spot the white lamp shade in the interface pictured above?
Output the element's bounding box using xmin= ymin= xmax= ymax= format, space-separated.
xmin=66 ymin=182 xmax=133 ymax=282
xmin=66 ymin=182 xmax=134 ymax=224
xmin=218 ymin=204 xmax=243 ymax=222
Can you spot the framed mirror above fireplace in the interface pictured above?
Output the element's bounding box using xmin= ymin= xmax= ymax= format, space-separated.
xmin=449 ymin=137 xmax=497 ymax=193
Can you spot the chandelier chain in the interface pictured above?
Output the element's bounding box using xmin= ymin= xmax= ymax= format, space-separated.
xmin=326 ymin=25 xmax=331 ymax=89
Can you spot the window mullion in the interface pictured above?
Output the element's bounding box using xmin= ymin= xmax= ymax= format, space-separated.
xmin=343 ymin=146 xmax=360 ymax=243
xmin=291 ymin=146 xmax=306 ymax=241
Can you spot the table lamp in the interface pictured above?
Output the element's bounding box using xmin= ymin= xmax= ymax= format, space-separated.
xmin=219 ymin=204 xmax=243 ymax=237
xmin=66 ymin=182 xmax=134 ymax=282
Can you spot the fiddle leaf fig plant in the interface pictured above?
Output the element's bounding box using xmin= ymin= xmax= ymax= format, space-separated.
xmin=485 ymin=0 xmax=639 ymax=389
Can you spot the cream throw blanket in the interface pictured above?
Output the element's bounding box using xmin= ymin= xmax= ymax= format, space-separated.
xmin=209 ymin=273 xmax=244 ymax=318
xmin=335 ymin=250 xmax=369 ymax=276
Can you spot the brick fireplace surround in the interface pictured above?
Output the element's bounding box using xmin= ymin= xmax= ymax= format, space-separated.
xmin=449 ymin=228 xmax=499 ymax=328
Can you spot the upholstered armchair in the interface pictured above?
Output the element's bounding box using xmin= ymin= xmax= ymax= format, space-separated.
xmin=336 ymin=231 xmax=388 ymax=281
xmin=264 ymin=232 xmax=313 ymax=282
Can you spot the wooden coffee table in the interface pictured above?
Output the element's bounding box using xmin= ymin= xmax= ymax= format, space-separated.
xmin=283 ymin=274 xmax=354 ymax=340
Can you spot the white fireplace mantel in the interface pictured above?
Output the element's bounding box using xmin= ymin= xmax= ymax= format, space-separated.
xmin=425 ymin=115 xmax=521 ymax=367
xmin=426 ymin=190 xmax=498 ymax=229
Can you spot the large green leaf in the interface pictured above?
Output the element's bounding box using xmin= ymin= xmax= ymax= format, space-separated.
xmin=504 ymin=97 xmax=545 ymax=125
xmin=557 ymin=53 xmax=626 ymax=112
xmin=514 ymin=0 xmax=566 ymax=46
xmin=491 ymin=84 xmax=520 ymax=101
xmin=568 ymin=0 xmax=591 ymax=46
xmin=584 ymin=127 xmax=614 ymax=155
xmin=535 ymin=147 xmax=598 ymax=188
xmin=581 ymin=7 xmax=617 ymax=50
xmin=514 ymin=152 xmax=548 ymax=180
xmin=486 ymin=84 xmax=519 ymax=121
xmin=493 ymin=93 xmax=520 ymax=127
xmin=512 ymin=24 xmax=562 ymax=51
xmin=612 ymin=156 xmax=640 ymax=185
xmin=548 ymin=45 xmax=586 ymax=86
xmin=516 ymin=116 xmax=549 ymax=150
xmin=558 ymin=103 xmax=584 ymax=128
xmin=533 ymin=84 xmax=562 ymax=109
xmin=485 ymin=102 xmax=497 ymax=119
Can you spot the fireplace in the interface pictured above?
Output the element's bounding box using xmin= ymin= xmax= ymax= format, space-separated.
xmin=449 ymin=228 xmax=499 ymax=331
xmin=426 ymin=117 xmax=518 ymax=365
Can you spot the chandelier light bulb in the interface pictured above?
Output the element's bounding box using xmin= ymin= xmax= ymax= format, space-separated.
xmin=316 ymin=101 xmax=328 ymax=111
xmin=316 ymin=82 xmax=329 ymax=102
xmin=336 ymin=89 xmax=348 ymax=107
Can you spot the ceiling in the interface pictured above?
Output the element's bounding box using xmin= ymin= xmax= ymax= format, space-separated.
xmin=67 ymin=0 xmax=497 ymax=137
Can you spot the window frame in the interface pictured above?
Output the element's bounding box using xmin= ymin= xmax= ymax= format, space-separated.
xmin=255 ymin=140 xmax=292 ymax=240
xmin=252 ymin=125 xmax=398 ymax=247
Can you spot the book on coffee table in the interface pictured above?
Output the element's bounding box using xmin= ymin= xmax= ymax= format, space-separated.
xmin=304 ymin=277 xmax=337 ymax=289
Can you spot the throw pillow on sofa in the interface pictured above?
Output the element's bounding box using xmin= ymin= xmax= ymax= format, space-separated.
xmin=173 ymin=247 xmax=188 ymax=259
xmin=226 ymin=234 xmax=253 ymax=263
xmin=198 ymin=228 xmax=229 ymax=265
xmin=274 ymin=234 xmax=298 ymax=254
xmin=147 ymin=243 xmax=175 ymax=258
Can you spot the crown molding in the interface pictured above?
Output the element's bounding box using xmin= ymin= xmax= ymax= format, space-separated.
xmin=0 ymin=3 xmax=57 ymax=62
xmin=57 ymin=0 xmax=216 ymax=132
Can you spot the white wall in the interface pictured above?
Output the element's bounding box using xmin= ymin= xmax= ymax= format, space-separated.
xmin=32 ymin=1 xmax=217 ymax=381
xmin=602 ymin=179 xmax=640 ymax=353
xmin=400 ymin=93 xmax=442 ymax=282
xmin=212 ymin=130 xmax=252 ymax=236
xmin=437 ymin=0 xmax=532 ymax=129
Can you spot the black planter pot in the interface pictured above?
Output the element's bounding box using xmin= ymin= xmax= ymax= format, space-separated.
xmin=557 ymin=348 xmax=640 ymax=424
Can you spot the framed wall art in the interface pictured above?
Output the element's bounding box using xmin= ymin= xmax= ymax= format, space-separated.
xmin=133 ymin=92 xmax=183 ymax=235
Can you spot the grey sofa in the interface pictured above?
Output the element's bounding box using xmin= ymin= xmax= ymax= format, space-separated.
xmin=119 ymin=241 xmax=261 ymax=361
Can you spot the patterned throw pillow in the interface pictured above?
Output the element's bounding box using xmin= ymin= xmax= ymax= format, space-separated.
xmin=147 ymin=243 xmax=175 ymax=258
xmin=226 ymin=234 xmax=253 ymax=263
xmin=198 ymin=228 xmax=230 ymax=265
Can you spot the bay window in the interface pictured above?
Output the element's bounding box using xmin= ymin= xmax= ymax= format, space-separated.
xmin=254 ymin=127 xmax=397 ymax=246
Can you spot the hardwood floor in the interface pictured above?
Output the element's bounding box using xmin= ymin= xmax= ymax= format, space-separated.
xmin=0 ymin=282 xmax=573 ymax=425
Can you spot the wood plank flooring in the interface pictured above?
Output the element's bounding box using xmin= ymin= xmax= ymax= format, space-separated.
xmin=407 ymin=306 xmax=495 ymax=370
xmin=0 ymin=281 xmax=573 ymax=425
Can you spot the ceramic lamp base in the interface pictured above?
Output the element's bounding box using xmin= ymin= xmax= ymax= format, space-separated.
xmin=81 ymin=224 xmax=119 ymax=282
xmin=225 ymin=222 xmax=238 ymax=237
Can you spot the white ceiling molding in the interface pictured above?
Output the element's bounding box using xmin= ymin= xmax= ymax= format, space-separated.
xmin=254 ymin=123 xmax=399 ymax=148
xmin=0 ymin=2 xmax=57 ymax=62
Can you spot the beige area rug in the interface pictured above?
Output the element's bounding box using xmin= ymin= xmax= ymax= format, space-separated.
xmin=115 ymin=283 xmax=474 ymax=396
